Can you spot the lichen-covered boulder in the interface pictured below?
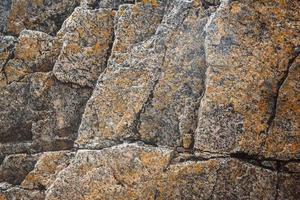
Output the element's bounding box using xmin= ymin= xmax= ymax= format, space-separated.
xmin=138 ymin=0 xmax=210 ymax=146
xmin=53 ymin=8 xmax=115 ymax=87
xmin=45 ymin=143 xmax=278 ymax=200
xmin=7 ymin=0 xmax=80 ymax=36
xmin=195 ymin=0 xmax=300 ymax=160
xmin=262 ymin=56 xmax=300 ymax=159
xmin=0 ymin=72 xmax=91 ymax=156
xmin=76 ymin=0 xmax=211 ymax=148
xmin=278 ymin=173 xmax=300 ymax=200
xmin=0 ymin=186 xmax=44 ymax=200
xmin=76 ymin=1 xmax=166 ymax=148
xmin=4 ymin=30 xmax=61 ymax=84
xmin=0 ymin=154 xmax=40 ymax=185
xmin=0 ymin=0 xmax=299 ymax=199
xmin=21 ymin=151 xmax=75 ymax=190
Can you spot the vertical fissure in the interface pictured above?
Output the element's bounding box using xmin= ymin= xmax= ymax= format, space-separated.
xmin=265 ymin=50 xmax=299 ymax=134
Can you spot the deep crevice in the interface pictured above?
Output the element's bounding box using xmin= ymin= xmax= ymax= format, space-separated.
xmin=274 ymin=163 xmax=280 ymax=200
xmin=131 ymin=68 xmax=162 ymax=140
xmin=265 ymin=50 xmax=300 ymax=134
xmin=172 ymin=154 xmax=228 ymax=164
xmin=201 ymin=0 xmax=220 ymax=10
xmin=229 ymin=151 xmax=300 ymax=162
xmin=230 ymin=151 xmax=300 ymax=172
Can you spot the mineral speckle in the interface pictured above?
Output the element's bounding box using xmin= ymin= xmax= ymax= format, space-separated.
xmin=0 ymin=0 xmax=299 ymax=199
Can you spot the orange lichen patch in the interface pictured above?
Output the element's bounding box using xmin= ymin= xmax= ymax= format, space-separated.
xmin=0 ymin=194 xmax=7 ymax=200
xmin=5 ymin=62 xmax=30 ymax=83
xmin=65 ymin=43 xmax=80 ymax=54
xmin=22 ymin=151 xmax=74 ymax=190
xmin=0 ymin=52 xmax=9 ymax=60
xmin=85 ymin=42 xmax=104 ymax=57
xmin=40 ymin=156 xmax=63 ymax=172
xmin=76 ymin=27 xmax=85 ymax=38
xmin=15 ymin=40 xmax=40 ymax=61
xmin=44 ymin=77 xmax=55 ymax=88
xmin=164 ymin=160 xmax=219 ymax=188
xmin=112 ymin=27 xmax=136 ymax=54
xmin=139 ymin=151 xmax=170 ymax=168
xmin=207 ymin=159 xmax=219 ymax=170
xmin=140 ymin=152 xmax=158 ymax=166
xmin=101 ymin=30 xmax=112 ymax=41
xmin=22 ymin=173 xmax=36 ymax=184
xmin=118 ymin=8 xmax=126 ymax=17
xmin=142 ymin=0 xmax=158 ymax=7
xmin=7 ymin=1 xmax=28 ymax=22
xmin=82 ymin=69 xmax=151 ymax=140
xmin=289 ymin=143 xmax=300 ymax=153
xmin=279 ymin=0 xmax=287 ymax=6
xmin=231 ymin=3 xmax=241 ymax=14
xmin=132 ymin=3 xmax=141 ymax=13
xmin=238 ymin=134 xmax=265 ymax=150
xmin=32 ymin=0 xmax=44 ymax=7
xmin=264 ymin=135 xmax=300 ymax=156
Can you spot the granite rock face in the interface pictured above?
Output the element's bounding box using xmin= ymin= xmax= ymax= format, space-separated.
xmin=0 ymin=72 xmax=91 ymax=157
xmin=21 ymin=151 xmax=75 ymax=190
xmin=0 ymin=0 xmax=12 ymax=34
xmin=194 ymin=0 xmax=300 ymax=160
xmin=3 ymin=30 xmax=61 ymax=85
xmin=0 ymin=0 xmax=299 ymax=199
xmin=45 ymin=143 xmax=277 ymax=200
xmin=53 ymin=7 xmax=115 ymax=87
xmin=7 ymin=0 xmax=80 ymax=36
xmin=76 ymin=1 xmax=166 ymax=148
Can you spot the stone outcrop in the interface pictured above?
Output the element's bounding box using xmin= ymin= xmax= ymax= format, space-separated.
xmin=0 ymin=0 xmax=11 ymax=34
xmin=0 ymin=72 xmax=91 ymax=157
xmin=3 ymin=30 xmax=61 ymax=84
xmin=0 ymin=0 xmax=299 ymax=199
xmin=195 ymin=0 xmax=300 ymax=161
xmin=53 ymin=7 xmax=115 ymax=87
xmin=7 ymin=0 xmax=80 ymax=36
xmin=45 ymin=143 xmax=278 ymax=200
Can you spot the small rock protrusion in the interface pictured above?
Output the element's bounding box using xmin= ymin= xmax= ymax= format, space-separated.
xmin=182 ymin=130 xmax=194 ymax=153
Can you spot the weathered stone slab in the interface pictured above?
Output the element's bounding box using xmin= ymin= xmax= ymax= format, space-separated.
xmin=0 ymin=72 xmax=91 ymax=156
xmin=46 ymin=143 xmax=277 ymax=200
xmin=53 ymin=8 xmax=115 ymax=87
xmin=195 ymin=0 xmax=300 ymax=159
xmin=76 ymin=1 xmax=166 ymax=148
xmin=7 ymin=0 xmax=80 ymax=36
xmin=22 ymin=151 xmax=75 ymax=190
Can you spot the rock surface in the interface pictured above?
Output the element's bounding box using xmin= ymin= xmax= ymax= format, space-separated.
xmin=46 ymin=143 xmax=278 ymax=200
xmin=21 ymin=151 xmax=75 ymax=190
xmin=53 ymin=7 xmax=115 ymax=87
xmin=0 ymin=0 xmax=299 ymax=199
xmin=4 ymin=30 xmax=61 ymax=84
xmin=76 ymin=1 xmax=166 ymax=148
xmin=7 ymin=0 xmax=80 ymax=36
xmin=0 ymin=72 xmax=91 ymax=157
xmin=0 ymin=0 xmax=12 ymax=34
xmin=195 ymin=0 xmax=300 ymax=160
